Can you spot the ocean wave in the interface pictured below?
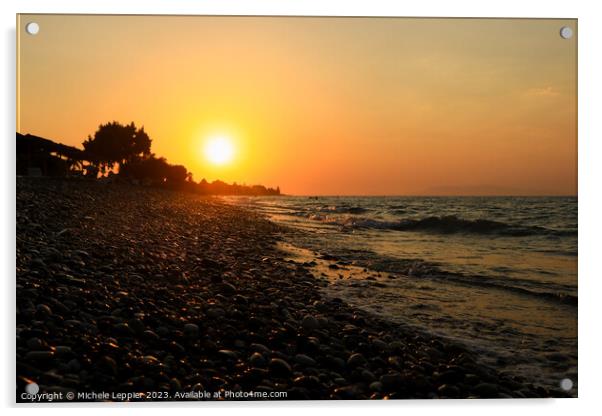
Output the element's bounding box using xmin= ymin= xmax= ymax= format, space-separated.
xmin=318 ymin=205 xmax=370 ymax=214
xmin=435 ymin=273 xmax=578 ymax=306
xmin=340 ymin=250 xmax=577 ymax=306
xmin=309 ymin=214 xmax=575 ymax=237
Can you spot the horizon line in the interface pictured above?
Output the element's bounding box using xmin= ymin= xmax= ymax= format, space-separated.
xmin=265 ymin=194 xmax=578 ymax=198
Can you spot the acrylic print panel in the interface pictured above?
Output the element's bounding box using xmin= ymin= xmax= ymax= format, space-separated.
xmin=16 ymin=15 xmax=577 ymax=402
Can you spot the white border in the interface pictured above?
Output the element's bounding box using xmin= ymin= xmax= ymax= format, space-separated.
xmin=2 ymin=1 xmax=601 ymax=415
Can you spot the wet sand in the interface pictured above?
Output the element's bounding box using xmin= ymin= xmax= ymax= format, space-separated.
xmin=16 ymin=177 xmax=568 ymax=401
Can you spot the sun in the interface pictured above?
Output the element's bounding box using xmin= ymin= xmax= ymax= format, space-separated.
xmin=204 ymin=135 xmax=235 ymax=166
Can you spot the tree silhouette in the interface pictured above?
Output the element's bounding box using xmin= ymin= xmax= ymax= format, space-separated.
xmin=83 ymin=121 xmax=151 ymax=174
xmin=75 ymin=120 xmax=281 ymax=194
xmin=119 ymin=154 xmax=191 ymax=189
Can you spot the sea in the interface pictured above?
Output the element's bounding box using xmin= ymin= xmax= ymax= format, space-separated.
xmin=225 ymin=195 xmax=578 ymax=393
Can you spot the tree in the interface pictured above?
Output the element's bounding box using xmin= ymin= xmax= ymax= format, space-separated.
xmin=82 ymin=121 xmax=152 ymax=174
xmin=131 ymin=126 xmax=152 ymax=162
xmin=119 ymin=154 xmax=190 ymax=189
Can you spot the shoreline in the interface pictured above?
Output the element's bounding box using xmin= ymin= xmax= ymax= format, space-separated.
xmin=276 ymin=240 xmax=576 ymax=395
xmin=16 ymin=177 xmax=569 ymax=400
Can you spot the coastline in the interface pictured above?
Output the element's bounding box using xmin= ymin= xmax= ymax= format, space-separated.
xmin=16 ymin=177 xmax=568 ymax=400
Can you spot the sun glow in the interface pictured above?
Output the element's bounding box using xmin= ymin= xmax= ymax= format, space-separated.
xmin=204 ymin=135 xmax=235 ymax=166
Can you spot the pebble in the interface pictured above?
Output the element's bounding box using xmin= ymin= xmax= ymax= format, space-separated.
xmin=164 ymin=377 xmax=179 ymax=391
xmin=25 ymin=351 xmax=55 ymax=361
xmin=31 ymin=258 xmax=47 ymax=269
xmin=361 ymin=369 xmax=376 ymax=382
xmin=54 ymin=346 xmax=73 ymax=357
xmin=268 ymin=358 xmax=292 ymax=377
xmin=35 ymin=304 xmax=52 ymax=318
xmin=143 ymin=330 xmax=160 ymax=342
xmin=333 ymin=385 xmax=363 ymax=399
xmin=371 ymin=338 xmax=389 ymax=351
xmin=301 ymin=315 xmax=320 ymax=330
xmin=473 ymin=382 xmax=499 ymax=397
xmin=128 ymin=318 xmax=146 ymax=335
xmin=438 ymin=384 xmax=461 ymax=397
xmin=66 ymin=359 xmax=81 ymax=372
xmin=26 ymin=337 xmax=44 ymax=350
xmin=334 ymin=377 xmax=347 ymax=386
xmin=380 ymin=372 xmax=404 ymax=389
xmin=156 ymin=326 xmax=170 ymax=337
xmin=183 ymin=323 xmax=200 ymax=339
xmin=438 ymin=369 xmax=464 ymax=384
xmin=206 ymin=307 xmax=226 ymax=319
xmin=218 ymin=349 xmax=238 ymax=361
xmin=294 ymin=354 xmax=317 ymax=367
xmin=56 ymin=274 xmax=87 ymax=287
xmin=464 ymin=373 xmax=479 ymax=385
xmin=168 ymin=341 xmax=185 ymax=356
xmin=328 ymin=356 xmax=346 ymax=370
xmin=100 ymin=356 xmax=119 ymax=376
xmin=369 ymin=381 xmax=383 ymax=392
xmin=249 ymin=352 xmax=266 ymax=367
xmin=250 ymin=343 xmax=271 ymax=355
xmin=113 ymin=323 xmax=133 ymax=336
xmin=141 ymin=355 xmax=160 ymax=367
xmin=347 ymin=353 xmax=367 ymax=368
xmin=221 ymin=282 xmax=237 ymax=294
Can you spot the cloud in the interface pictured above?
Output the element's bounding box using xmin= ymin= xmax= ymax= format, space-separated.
xmin=524 ymin=86 xmax=560 ymax=97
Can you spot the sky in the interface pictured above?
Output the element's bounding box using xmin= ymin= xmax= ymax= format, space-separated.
xmin=17 ymin=15 xmax=577 ymax=195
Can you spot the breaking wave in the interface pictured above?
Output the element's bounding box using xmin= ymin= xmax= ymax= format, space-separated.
xmin=310 ymin=214 xmax=575 ymax=237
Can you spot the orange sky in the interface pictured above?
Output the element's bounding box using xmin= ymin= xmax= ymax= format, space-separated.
xmin=17 ymin=15 xmax=577 ymax=195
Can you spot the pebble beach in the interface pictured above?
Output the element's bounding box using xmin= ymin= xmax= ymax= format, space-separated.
xmin=16 ymin=177 xmax=567 ymax=401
